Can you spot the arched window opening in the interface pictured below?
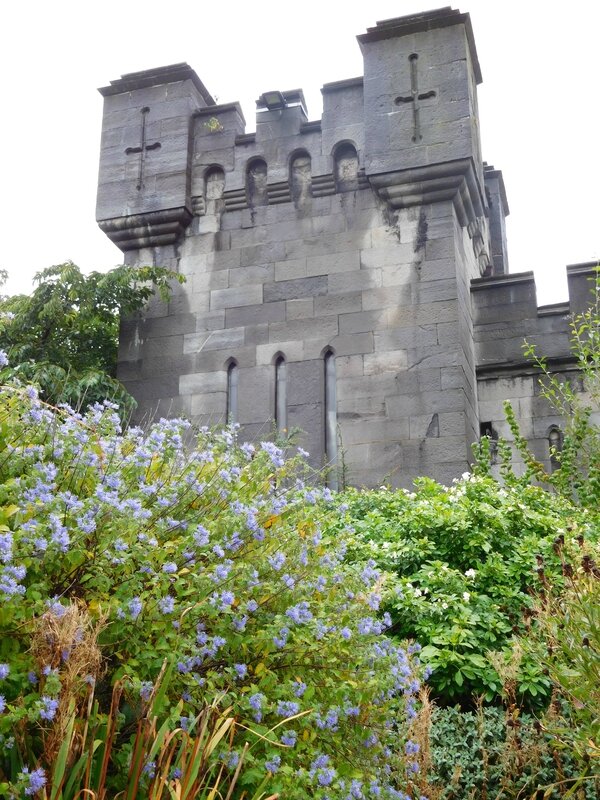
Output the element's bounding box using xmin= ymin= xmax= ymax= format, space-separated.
xmin=548 ymin=427 xmax=563 ymax=473
xmin=290 ymin=151 xmax=311 ymax=208
xmin=226 ymin=362 xmax=239 ymax=424
xmin=334 ymin=142 xmax=359 ymax=192
xmin=205 ymin=166 xmax=225 ymax=200
xmin=246 ymin=158 xmax=268 ymax=207
xmin=479 ymin=421 xmax=498 ymax=464
xmin=324 ymin=350 xmax=338 ymax=490
xmin=275 ymin=355 xmax=287 ymax=434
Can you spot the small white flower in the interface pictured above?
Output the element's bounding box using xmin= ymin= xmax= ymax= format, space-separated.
xmin=465 ymin=569 xmax=476 ymax=579
xmin=441 ymin=602 xmax=448 ymax=609
xmin=463 ymin=592 xmax=470 ymax=602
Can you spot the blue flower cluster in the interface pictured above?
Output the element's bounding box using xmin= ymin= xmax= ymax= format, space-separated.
xmin=0 ymin=384 xmax=424 ymax=799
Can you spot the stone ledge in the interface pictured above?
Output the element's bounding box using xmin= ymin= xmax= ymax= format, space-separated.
xmin=537 ymin=302 xmax=570 ymax=317
xmin=97 ymin=207 xmax=192 ymax=250
xmin=321 ymin=76 xmax=364 ymax=94
xmin=476 ymin=356 xmax=578 ymax=379
xmin=194 ymin=102 xmax=245 ymax=123
xmin=566 ymin=261 xmax=598 ymax=277
xmin=99 ymin=63 xmax=214 ymax=104
xmin=471 ymin=271 xmax=535 ymax=290
xmin=370 ymin=158 xmax=484 ymax=219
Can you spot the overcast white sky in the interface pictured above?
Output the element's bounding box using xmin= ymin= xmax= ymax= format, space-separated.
xmin=1 ymin=0 xmax=598 ymax=304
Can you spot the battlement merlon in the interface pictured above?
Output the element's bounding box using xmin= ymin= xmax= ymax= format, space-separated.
xmin=357 ymin=7 xmax=481 ymax=82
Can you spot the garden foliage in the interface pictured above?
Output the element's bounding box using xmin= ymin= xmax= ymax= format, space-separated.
xmin=505 ymin=266 xmax=600 ymax=509
xmin=0 ymin=263 xmax=183 ymax=414
xmin=410 ymin=702 xmax=599 ymax=800
xmin=327 ymin=475 xmax=587 ymax=703
xmin=536 ymin=535 xmax=600 ymax=766
xmin=0 ymin=372 xmax=422 ymax=799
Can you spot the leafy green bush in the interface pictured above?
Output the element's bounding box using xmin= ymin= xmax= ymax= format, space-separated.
xmin=328 ymin=475 xmax=587 ymax=702
xmin=0 ymin=375 xmax=422 ymax=799
xmin=0 ymin=262 xmax=184 ymax=414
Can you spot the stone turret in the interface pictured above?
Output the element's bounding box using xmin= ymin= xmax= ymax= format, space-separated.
xmin=96 ymin=64 xmax=214 ymax=252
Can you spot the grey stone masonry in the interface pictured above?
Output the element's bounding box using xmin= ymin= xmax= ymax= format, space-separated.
xmin=97 ymin=8 xmax=596 ymax=488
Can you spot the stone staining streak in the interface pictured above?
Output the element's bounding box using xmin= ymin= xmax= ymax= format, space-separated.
xmin=394 ymin=54 xmax=436 ymax=142
xmin=125 ymin=107 xmax=161 ymax=190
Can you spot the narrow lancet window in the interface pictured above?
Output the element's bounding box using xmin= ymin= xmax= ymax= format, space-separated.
xmin=227 ymin=362 xmax=239 ymax=424
xmin=324 ymin=350 xmax=338 ymax=490
xmin=275 ymin=356 xmax=287 ymax=434
xmin=548 ymin=427 xmax=563 ymax=473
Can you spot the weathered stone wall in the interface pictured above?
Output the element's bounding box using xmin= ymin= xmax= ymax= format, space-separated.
xmin=473 ymin=262 xmax=597 ymax=475
xmin=97 ymin=7 xmax=594 ymax=489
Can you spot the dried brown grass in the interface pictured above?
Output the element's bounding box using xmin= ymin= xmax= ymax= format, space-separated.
xmin=30 ymin=601 xmax=106 ymax=763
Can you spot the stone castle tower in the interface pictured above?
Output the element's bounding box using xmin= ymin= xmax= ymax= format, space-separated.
xmin=96 ymin=7 xmax=595 ymax=488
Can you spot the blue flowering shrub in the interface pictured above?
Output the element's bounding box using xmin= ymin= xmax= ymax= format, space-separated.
xmin=0 ymin=376 xmax=422 ymax=799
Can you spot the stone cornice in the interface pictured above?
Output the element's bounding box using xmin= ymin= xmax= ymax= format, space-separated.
xmin=370 ymin=159 xmax=490 ymax=273
xmin=471 ymin=271 xmax=535 ymax=291
xmin=321 ymin=77 xmax=364 ymax=94
xmin=97 ymin=207 xmax=193 ymax=251
xmin=193 ymin=102 xmax=245 ymax=123
xmin=99 ymin=63 xmax=214 ymax=105
xmin=369 ymin=158 xmax=485 ymax=225
xmin=566 ymin=261 xmax=598 ymax=278
xmin=483 ymin=164 xmax=510 ymax=216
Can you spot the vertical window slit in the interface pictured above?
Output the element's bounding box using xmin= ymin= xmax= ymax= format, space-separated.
xmin=227 ymin=362 xmax=238 ymax=424
xmin=324 ymin=351 xmax=338 ymax=490
xmin=275 ymin=356 xmax=287 ymax=434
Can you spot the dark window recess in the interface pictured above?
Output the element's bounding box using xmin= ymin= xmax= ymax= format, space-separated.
xmin=479 ymin=421 xmax=498 ymax=463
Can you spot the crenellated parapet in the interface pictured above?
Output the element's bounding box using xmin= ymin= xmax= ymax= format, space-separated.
xmin=472 ymin=262 xmax=598 ymax=375
xmin=96 ymin=9 xmax=507 ymax=274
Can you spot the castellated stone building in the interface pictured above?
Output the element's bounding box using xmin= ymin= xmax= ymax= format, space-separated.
xmin=96 ymin=6 xmax=595 ymax=488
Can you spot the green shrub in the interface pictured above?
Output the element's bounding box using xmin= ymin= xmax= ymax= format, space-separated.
xmin=329 ymin=475 xmax=588 ymax=703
